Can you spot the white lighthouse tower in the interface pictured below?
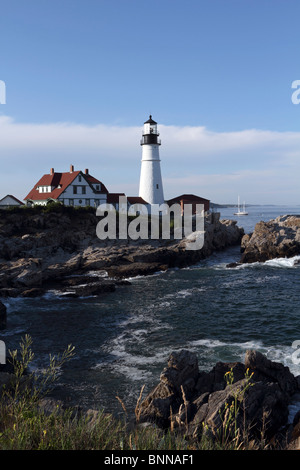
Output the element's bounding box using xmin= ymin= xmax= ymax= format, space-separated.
xmin=139 ymin=115 xmax=165 ymax=205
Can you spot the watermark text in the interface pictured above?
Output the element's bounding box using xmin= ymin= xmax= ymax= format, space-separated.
xmin=96 ymin=197 xmax=205 ymax=250
xmin=291 ymin=80 xmax=300 ymax=104
xmin=291 ymin=340 xmax=300 ymax=365
xmin=0 ymin=340 xmax=5 ymax=364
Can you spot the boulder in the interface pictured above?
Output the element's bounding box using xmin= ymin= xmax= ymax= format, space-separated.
xmin=59 ymin=280 xmax=116 ymax=298
xmin=202 ymin=378 xmax=288 ymax=441
xmin=137 ymin=348 xmax=300 ymax=444
xmin=240 ymin=215 xmax=300 ymax=263
xmin=161 ymin=350 xmax=199 ymax=395
xmin=245 ymin=349 xmax=298 ymax=397
xmin=138 ymin=350 xmax=199 ymax=428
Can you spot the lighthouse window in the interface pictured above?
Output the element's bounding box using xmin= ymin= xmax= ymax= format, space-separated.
xmin=156 ymin=184 xmax=159 ymax=189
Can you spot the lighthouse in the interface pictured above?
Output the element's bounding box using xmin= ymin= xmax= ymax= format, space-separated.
xmin=139 ymin=115 xmax=165 ymax=205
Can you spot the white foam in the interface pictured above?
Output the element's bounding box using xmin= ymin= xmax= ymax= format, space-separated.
xmin=189 ymin=338 xmax=229 ymax=349
xmin=210 ymin=255 xmax=300 ymax=271
xmin=237 ymin=255 xmax=300 ymax=270
xmin=264 ymin=255 xmax=300 ymax=268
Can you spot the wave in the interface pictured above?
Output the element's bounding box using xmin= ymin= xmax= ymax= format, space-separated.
xmin=212 ymin=254 xmax=300 ymax=271
xmin=264 ymin=255 xmax=300 ymax=268
xmin=239 ymin=254 xmax=300 ymax=270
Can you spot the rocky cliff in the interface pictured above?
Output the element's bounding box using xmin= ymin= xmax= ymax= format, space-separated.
xmin=240 ymin=215 xmax=300 ymax=264
xmin=0 ymin=207 xmax=244 ymax=298
xmin=137 ymin=349 xmax=300 ymax=448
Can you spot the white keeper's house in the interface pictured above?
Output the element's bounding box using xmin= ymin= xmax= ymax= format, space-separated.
xmin=24 ymin=165 xmax=110 ymax=207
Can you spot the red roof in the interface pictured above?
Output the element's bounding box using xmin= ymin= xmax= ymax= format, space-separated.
xmin=167 ymin=194 xmax=210 ymax=204
xmin=107 ymin=193 xmax=126 ymax=203
xmin=24 ymin=170 xmax=108 ymax=201
xmin=167 ymin=194 xmax=210 ymax=212
xmin=127 ymin=196 xmax=148 ymax=205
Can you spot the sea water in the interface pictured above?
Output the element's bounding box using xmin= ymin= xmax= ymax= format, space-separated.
xmin=1 ymin=205 xmax=300 ymax=419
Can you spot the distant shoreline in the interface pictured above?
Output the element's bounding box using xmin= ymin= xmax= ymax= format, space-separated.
xmin=211 ymin=203 xmax=300 ymax=208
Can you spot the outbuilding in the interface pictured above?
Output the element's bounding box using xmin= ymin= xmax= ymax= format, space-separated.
xmin=0 ymin=194 xmax=24 ymax=209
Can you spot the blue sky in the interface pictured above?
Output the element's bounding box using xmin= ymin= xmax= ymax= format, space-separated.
xmin=1 ymin=0 xmax=300 ymax=204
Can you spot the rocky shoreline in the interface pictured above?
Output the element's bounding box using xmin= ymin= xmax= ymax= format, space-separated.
xmin=240 ymin=215 xmax=300 ymax=264
xmin=1 ymin=209 xmax=300 ymax=448
xmin=1 ymin=346 xmax=300 ymax=449
xmin=0 ymin=207 xmax=244 ymax=299
xmin=136 ymin=349 xmax=300 ymax=449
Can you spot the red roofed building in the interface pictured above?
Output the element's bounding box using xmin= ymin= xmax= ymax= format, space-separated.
xmin=24 ymin=165 xmax=108 ymax=207
xmin=167 ymin=194 xmax=210 ymax=214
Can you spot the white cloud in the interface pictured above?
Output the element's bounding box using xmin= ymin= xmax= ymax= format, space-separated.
xmin=0 ymin=114 xmax=299 ymax=205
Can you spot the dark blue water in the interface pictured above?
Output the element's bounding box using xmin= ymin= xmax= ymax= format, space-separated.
xmin=1 ymin=205 xmax=300 ymax=417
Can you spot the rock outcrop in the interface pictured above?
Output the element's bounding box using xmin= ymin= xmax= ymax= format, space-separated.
xmin=0 ymin=207 xmax=243 ymax=298
xmin=240 ymin=215 xmax=300 ymax=264
xmin=138 ymin=349 xmax=300 ymax=446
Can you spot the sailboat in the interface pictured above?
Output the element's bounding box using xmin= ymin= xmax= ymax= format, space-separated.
xmin=234 ymin=196 xmax=248 ymax=216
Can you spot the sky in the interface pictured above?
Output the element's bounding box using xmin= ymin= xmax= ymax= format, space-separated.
xmin=1 ymin=0 xmax=300 ymax=205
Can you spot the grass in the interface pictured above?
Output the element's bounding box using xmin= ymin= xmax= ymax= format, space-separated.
xmin=0 ymin=336 xmax=275 ymax=450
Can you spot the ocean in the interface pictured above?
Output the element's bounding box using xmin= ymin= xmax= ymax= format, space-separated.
xmin=1 ymin=204 xmax=300 ymax=420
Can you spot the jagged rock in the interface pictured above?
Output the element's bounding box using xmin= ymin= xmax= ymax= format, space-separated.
xmin=137 ymin=348 xmax=300 ymax=444
xmin=138 ymin=350 xmax=199 ymax=428
xmin=245 ymin=349 xmax=298 ymax=397
xmin=161 ymin=350 xmax=199 ymax=395
xmin=202 ymin=378 xmax=288 ymax=441
xmin=226 ymin=262 xmax=241 ymax=268
xmin=195 ymin=361 xmax=246 ymax=394
xmin=240 ymin=215 xmax=300 ymax=263
xmin=59 ymin=280 xmax=116 ymax=297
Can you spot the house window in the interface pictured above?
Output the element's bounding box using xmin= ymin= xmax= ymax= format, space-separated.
xmin=78 ymin=175 xmax=82 ymax=182
xmin=73 ymin=186 xmax=77 ymax=194
xmin=69 ymin=199 xmax=74 ymax=206
xmin=85 ymin=199 xmax=90 ymax=206
xmin=79 ymin=199 xmax=82 ymax=204
xmin=96 ymin=184 xmax=100 ymax=191
xmin=82 ymin=186 xmax=86 ymax=194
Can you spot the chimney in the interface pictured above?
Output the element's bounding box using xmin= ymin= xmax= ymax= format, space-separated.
xmin=85 ymin=169 xmax=89 ymax=175
xmin=50 ymin=168 xmax=54 ymax=175
xmin=70 ymin=165 xmax=74 ymax=173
